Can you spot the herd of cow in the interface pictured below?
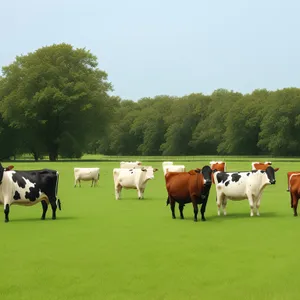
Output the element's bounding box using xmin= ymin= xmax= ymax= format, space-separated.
xmin=0 ymin=160 xmax=300 ymax=223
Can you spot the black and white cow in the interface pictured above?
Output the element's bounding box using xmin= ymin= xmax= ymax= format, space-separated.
xmin=0 ymin=164 xmax=61 ymax=222
xmin=213 ymin=166 xmax=278 ymax=217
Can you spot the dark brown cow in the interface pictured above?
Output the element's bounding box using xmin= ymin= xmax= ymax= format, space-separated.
xmin=289 ymin=173 xmax=300 ymax=216
xmin=287 ymin=171 xmax=300 ymax=192
xmin=165 ymin=166 xmax=212 ymax=222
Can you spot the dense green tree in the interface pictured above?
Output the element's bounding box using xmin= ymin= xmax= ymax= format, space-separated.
xmin=0 ymin=43 xmax=113 ymax=160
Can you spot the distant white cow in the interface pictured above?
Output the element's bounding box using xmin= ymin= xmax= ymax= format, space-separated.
xmin=163 ymin=165 xmax=186 ymax=175
xmin=74 ymin=168 xmax=100 ymax=187
xmin=120 ymin=161 xmax=142 ymax=168
xmin=213 ymin=166 xmax=278 ymax=217
xmin=113 ymin=166 xmax=158 ymax=199
xmin=162 ymin=161 xmax=173 ymax=175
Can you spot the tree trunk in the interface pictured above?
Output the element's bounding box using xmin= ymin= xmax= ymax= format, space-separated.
xmin=32 ymin=151 xmax=39 ymax=161
xmin=48 ymin=144 xmax=58 ymax=161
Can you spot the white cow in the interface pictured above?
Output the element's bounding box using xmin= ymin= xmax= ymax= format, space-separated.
xmin=74 ymin=168 xmax=100 ymax=187
xmin=162 ymin=161 xmax=173 ymax=175
xmin=213 ymin=166 xmax=278 ymax=217
xmin=120 ymin=161 xmax=142 ymax=168
xmin=163 ymin=165 xmax=186 ymax=175
xmin=113 ymin=166 xmax=158 ymax=200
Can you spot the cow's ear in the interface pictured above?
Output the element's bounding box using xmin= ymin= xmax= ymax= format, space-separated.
xmin=153 ymin=168 xmax=158 ymax=172
xmin=274 ymin=168 xmax=279 ymax=172
xmin=5 ymin=165 xmax=14 ymax=171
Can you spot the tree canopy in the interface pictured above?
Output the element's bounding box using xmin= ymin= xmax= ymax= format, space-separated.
xmin=0 ymin=43 xmax=299 ymax=159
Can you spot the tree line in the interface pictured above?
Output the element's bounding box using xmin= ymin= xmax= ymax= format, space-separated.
xmin=0 ymin=43 xmax=299 ymax=160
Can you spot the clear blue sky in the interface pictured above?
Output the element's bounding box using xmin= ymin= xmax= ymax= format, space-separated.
xmin=1 ymin=0 xmax=299 ymax=101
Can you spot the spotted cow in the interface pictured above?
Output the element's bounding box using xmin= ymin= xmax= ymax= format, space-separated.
xmin=0 ymin=164 xmax=61 ymax=222
xmin=213 ymin=167 xmax=278 ymax=217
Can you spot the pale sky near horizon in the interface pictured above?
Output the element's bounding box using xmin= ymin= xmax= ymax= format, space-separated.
xmin=1 ymin=0 xmax=299 ymax=101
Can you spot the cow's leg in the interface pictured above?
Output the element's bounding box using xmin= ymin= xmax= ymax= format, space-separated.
xmin=137 ymin=187 xmax=142 ymax=199
xmin=50 ymin=199 xmax=57 ymax=220
xmin=222 ymin=198 xmax=227 ymax=216
xmin=140 ymin=188 xmax=145 ymax=199
xmin=115 ymin=184 xmax=122 ymax=200
xmin=291 ymin=193 xmax=299 ymax=216
xmin=169 ymin=197 xmax=176 ymax=219
xmin=41 ymin=200 xmax=48 ymax=220
xmin=179 ymin=202 xmax=184 ymax=219
xmin=217 ymin=194 xmax=225 ymax=216
xmin=4 ymin=204 xmax=10 ymax=223
xmin=200 ymin=197 xmax=208 ymax=221
xmin=191 ymin=197 xmax=199 ymax=222
xmin=247 ymin=194 xmax=255 ymax=217
xmin=74 ymin=178 xmax=78 ymax=187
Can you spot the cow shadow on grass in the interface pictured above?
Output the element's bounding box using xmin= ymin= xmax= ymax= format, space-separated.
xmin=206 ymin=211 xmax=278 ymax=222
xmin=9 ymin=216 xmax=78 ymax=223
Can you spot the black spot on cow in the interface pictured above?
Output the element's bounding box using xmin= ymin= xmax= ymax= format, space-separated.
xmin=260 ymin=170 xmax=265 ymax=173
xmin=216 ymin=172 xmax=229 ymax=184
xmin=12 ymin=172 xmax=27 ymax=188
xmin=231 ymin=173 xmax=241 ymax=182
xmin=225 ymin=181 xmax=230 ymax=186
xmin=247 ymin=173 xmax=250 ymax=176
xmin=13 ymin=191 xmax=20 ymax=200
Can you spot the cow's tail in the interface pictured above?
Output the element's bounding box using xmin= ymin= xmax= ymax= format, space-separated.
xmin=55 ymin=171 xmax=61 ymax=210
xmin=166 ymin=197 xmax=170 ymax=206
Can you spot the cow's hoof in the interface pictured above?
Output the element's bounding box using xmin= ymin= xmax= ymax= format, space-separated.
xmin=180 ymin=217 xmax=184 ymax=220
xmin=202 ymin=218 xmax=206 ymax=221
xmin=4 ymin=219 xmax=9 ymax=223
xmin=41 ymin=217 xmax=45 ymax=220
xmin=294 ymin=214 xmax=298 ymax=217
xmin=194 ymin=219 xmax=198 ymax=222
xmin=172 ymin=216 xmax=176 ymax=219
xmin=52 ymin=217 xmax=56 ymax=220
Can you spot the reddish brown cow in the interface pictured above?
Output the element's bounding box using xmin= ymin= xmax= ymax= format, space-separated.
xmin=287 ymin=171 xmax=300 ymax=192
xmin=210 ymin=161 xmax=226 ymax=183
xmin=165 ymin=166 xmax=212 ymax=222
xmin=251 ymin=161 xmax=272 ymax=170
xmin=289 ymin=173 xmax=300 ymax=216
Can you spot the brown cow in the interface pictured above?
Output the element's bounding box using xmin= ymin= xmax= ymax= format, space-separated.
xmin=289 ymin=173 xmax=300 ymax=216
xmin=251 ymin=161 xmax=272 ymax=170
xmin=287 ymin=171 xmax=300 ymax=192
xmin=210 ymin=161 xmax=226 ymax=183
xmin=165 ymin=166 xmax=212 ymax=222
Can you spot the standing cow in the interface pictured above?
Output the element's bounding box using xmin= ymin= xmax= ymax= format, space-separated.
xmin=113 ymin=166 xmax=158 ymax=200
xmin=289 ymin=173 xmax=300 ymax=216
xmin=165 ymin=166 xmax=213 ymax=222
xmin=0 ymin=163 xmax=61 ymax=222
xmin=213 ymin=166 xmax=278 ymax=217
xmin=120 ymin=161 xmax=142 ymax=168
xmin=286 ymin=171 xmax=300 ymax=192
xmin=74 ymin=167 xmax=100 ymax=187
xmin=251 ymin=161 xmax=272 ymax=170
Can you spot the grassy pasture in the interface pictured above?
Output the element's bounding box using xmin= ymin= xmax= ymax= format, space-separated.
xmin=0 ymin=158 xmax=299 ymax=300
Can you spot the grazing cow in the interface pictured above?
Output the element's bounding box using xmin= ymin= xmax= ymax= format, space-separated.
xmin=287 ymin=171 xmax=300 ymax=192
xmin=210 ymin=161 xmax=226 ymax=183
xmin=213 ymin=167 xmax=278 ymax=217
xmin=163 ymin=165 xmax=186 ymax=175
xmin=165 ymin=166 xmax=213 ymax=222
xmin=251 ymin=161 xmax=272 ymax=170
xmin=120 ymin=161 xmax=142 ymax=169
xmin=289 ymin=173 xmax=300 ymax=216
xmin=74 ymin=167 xmax=100 ymax=187
xmin=113 ymin=166 xmax=158 ymax=200
xmin=0 ymin=163 xmax=61 ymax=222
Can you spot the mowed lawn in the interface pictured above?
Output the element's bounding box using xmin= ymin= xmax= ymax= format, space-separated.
xmin=0 ymin=159 xmax=300 ymax=300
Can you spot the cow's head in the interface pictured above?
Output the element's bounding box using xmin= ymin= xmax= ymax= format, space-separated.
xmin=141 ymin=167 xmax=158 ymax=180
xmin=0 ymin=164 xmax=14 ymax=184
xmin=201 ymin=165 xmax=212 ymax=185
xmin=265 ymin=166 xmax=279 ymax=184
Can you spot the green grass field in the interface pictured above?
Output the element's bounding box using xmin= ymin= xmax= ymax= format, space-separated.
xmin=0 ymin=158 xmax=299 ymax=300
